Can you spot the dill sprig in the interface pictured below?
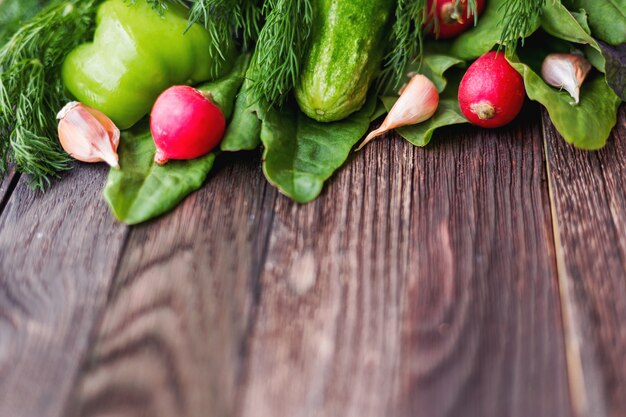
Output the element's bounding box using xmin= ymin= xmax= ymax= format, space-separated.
xmin=187 ymin=0 xmax=262 ymax=53
xmin=498 ymin=0 xmax=547 ymax=54
xmin=0 ymin=0 xmax=102 ymax=189
xmin=247 ymin=0 xmax=313 ymax=106
xmin=128 ymin=0 xmax=186 ymax=16
xmin=380 ymin=0 xmax=428 ymax=91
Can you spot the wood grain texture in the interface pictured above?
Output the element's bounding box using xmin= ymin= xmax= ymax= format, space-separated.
xmin=0 ymin=163 xmax=128 ymax=417
xmin=238 ymin=112 xmax=572 ymax=417
xmin=0 ymin=168 xmax=18 ymax=216
xmin=69 ymin=153 xmax=278 ymax=417
xmin=543 ymin=106 xmax=626 ymax=417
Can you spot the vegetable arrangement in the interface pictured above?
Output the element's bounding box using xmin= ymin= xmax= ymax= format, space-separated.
xmin=0 ymin=0 xmax=624 ymax=224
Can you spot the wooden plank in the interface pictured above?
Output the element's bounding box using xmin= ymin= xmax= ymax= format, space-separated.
xmin=69 ymin=152 xmax=278 ymax=417
xmin=0 ymin=163 xmax=128 ymax=417
xmin=238 ymin=113 xmax=572 ymax=417
xmin=543 ymin=106 xmax=626 ymax=417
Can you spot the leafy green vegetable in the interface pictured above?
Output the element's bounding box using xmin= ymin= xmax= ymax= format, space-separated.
xmin=540 ymin=2 xmax=601 ymax=56
xmin=260 ymin=98 xmax=376 ymax=203
xmin=382 ymin=57 xmax=467 ymax=147
xmin=220 ymin=82 xmax=262 ymax=151
xmin=0 ymin=0 xmax=102 ymax=189
xmin=512 ymin=61 xmax=621 ymax=149
xmin=599 ymin=41 xmax=626 ymax=102
xmin=197 ymin=54 xmax=250 ymax=120
xmin=104 ymin=126 xmax=215 ymax=225
xmin=561 ymin=0 xmax=626 ymax=46
xmin=104 ymin=53 xmax=246 ymax=224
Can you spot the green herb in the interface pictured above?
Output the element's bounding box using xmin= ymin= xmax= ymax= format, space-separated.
xmin=498 ymin=0 xmax=546 ymax=54
xmin=247 ymin=0 xmax=313 ymax=106
xmin=380 ymin=0 xmax=428 ymax=90
xmin=0 ymin=0 xmax=102 ymax=189
xmin=127 ymin=0 xmax=180 ymax=14
xmin=187 ymin=0 xmax=262 ymax=52
xmin=0 ymin=0 xmax=54 ymax=45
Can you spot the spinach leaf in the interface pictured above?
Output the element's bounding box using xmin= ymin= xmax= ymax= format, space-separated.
xmin=221 ymin=80 xmax=262 ymax=151
xmin=104 ymin=54 xmax=246 ymax=224
xmin=381 ymin=54 xmax=467 ymax=147
xmin=540 ymin=2 xmax=602 ymax=59
xmin=561 ymin=0 xmax=626 ymax=46
xmin=512 ymin=60 xmax=621 ymax=150
xmin=197 ymin=54 xmax=250 ymax=120
xmin=260 ymin=98 xmax=376 ymax=203
xmin=449 ymin=0 xmax=540 ymax=60
xmin=599 ymin=41 xmax=626 ymax=102
xmin=104 ymin=127 xmax=215 ymax=225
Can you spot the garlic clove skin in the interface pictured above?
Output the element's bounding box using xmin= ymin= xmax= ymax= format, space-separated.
xmin=57 ymin=102 xmax=120 ymax=168
xmin=541 ymin=53 xmax=592 ymax=105
xmin=358 ymin=74 xmax=439 ymax=150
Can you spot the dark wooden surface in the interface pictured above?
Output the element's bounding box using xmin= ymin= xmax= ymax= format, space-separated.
xmin=0 ymin=106 xmax=624 ymax=417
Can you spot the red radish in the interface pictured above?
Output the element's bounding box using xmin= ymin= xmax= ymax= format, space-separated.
xmin=427 ymin=0 xmax=486 ymax=39
xmin=150 ymin=85 xmax=225 ymax=165
xmin=458 ymin=51 xmax=525 ymax=128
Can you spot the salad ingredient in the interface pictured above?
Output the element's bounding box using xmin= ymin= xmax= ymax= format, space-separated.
xmin=600 ymin=42 xmax=626 ymax=102
xmin=561 ymin=0 xmax=626 ymax=46
xmin=261 ymin=97 xmax=377 ymax=203
xmin=187 ymin=0 xmax=262 ymax=52
xmin=105 ymin=56 xmax=246 ymax=224
xmin=57 ymin=102 xmax=119 ymax=167
xmin=62 ymin=0 xmax=232 ymax=130
xmin=458 ymin=51 xmax=525 ymax=128
xmin=221 ymin=82 xmax=263 ymax=152
xmin=498 ymin=0 xmax=546 ymax=54
xmin=247 ymin=0 xmax=313 ymax=105
xmin=104 ymin=125 xmax=216 ymax=225
xmin=295 ymin=0 xmax=395 ymax=122
xmin=512 ymin=60 xmax=621 ymax=150
xmin=0 ymin=0 xmax=101 ymax=189
xmin=427 ymin=0 xmax=486 ymax=39
xmin=358 ymin=75 xmax=439 ymax=150
xmin=541 ymin=53 xmax=592 ymax=105
xmin=151 ymin=86 xmax=226 ymax=165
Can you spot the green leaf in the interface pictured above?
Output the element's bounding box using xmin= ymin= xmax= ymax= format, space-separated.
xmin=561 ymin=0 xmax=626 ymax=46
xmin=104 ymin=126 xmax=215 ymax=225
xmin=104 ymin=54 xmax=247 ymax=224
xmin=450 ymin=0 xmax=540 ymax=60
xmin=260 ymin=98 xmax=375 ymax=203
xmin=197 ymin=53 xmax=250 ymax=120
xmin=599 ymin=41 xmax=626 ymax=102
xmin=511 ymin=61 xmax=621 ymax=150
xmin=221 ymin=80 xmax=262 ymax=151
xmin=540 ymin=2 xmax=602 ymax=57
xmin=419 ymin=54 xmax=465 ymax=93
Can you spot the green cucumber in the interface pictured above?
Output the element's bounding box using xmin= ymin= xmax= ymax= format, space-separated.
xmin=295 ymin=0 xmax=394 ymax=122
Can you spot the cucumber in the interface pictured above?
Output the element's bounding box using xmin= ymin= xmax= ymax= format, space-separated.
xmin=295 ymin=0 xmax=395 ymax=122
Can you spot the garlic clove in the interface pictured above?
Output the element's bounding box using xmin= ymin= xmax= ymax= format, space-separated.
xmin=57 ymin=102 xmax=120 ymax=168
xmin=358 ymin=74 xmax=439 ymax=150
xmin=541 ymin=53 xmax=592 ymax=105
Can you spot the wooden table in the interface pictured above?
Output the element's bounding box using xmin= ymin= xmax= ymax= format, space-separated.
xmin=0 ymin=106 xmax=625 ymax=417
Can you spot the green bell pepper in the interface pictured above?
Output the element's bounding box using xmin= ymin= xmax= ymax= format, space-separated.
xmin=62 ymin=0 xmax=232 ymax=130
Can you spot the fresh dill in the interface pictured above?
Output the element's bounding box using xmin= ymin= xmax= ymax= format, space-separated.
xmin=247 ymin=0 xmax=313 ymax=106
xmin=0 ymin=0 xmax=102 ymax=189
xmin=498 ymin=0 xmax=547 ymax=54
xmin=187 ymin=0 xmax=262 ymax=53
xmin=380 ymin=0 xmax=479 ymax=91
xmin=380 ymin=0 xmax=427 ymax=91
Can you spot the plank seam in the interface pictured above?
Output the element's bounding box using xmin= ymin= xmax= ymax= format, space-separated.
xmin=541 ymin=110 xmax=590 ymax=417
xmin=0 ymin=171 xmax=20 ymax=217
